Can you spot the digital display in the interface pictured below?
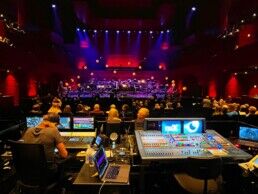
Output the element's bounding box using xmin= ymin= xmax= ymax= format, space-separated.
xmin=239 ymin=126 xmax=258 ymax=142
xmin=183 ymin=120 xmax=203 ymax=134
xmin=93 ymin=146 xmax=108 ymax=178
xmin=73 ymin=117 xmax=94 ymax=130
xmin=58 ymin=117 xmax=71 ymax=130
xmin=161 ymin=120 xmax=181 ymax=135
xmin=254 ymin=157 xmax=258 ymax=165
xmin=26 ymin=116 xmax=43 ymax=128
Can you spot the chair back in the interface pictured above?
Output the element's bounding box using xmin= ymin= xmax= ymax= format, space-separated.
xmin=9 ymin=140 xmax=49 ymax=187
xmin=106 ymin=122 xmax=121 ymax=138
xmin=186 ymin=157 xmax=222 ymax=180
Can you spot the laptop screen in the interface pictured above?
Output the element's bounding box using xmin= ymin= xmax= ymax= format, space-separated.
xmin=58 ymin=116 xmax=71 ymax=131
xmin=73 ymin=117 xmax=94 ymax=131
xmin=93 ymin=146 xmax=108 ymax=178
xmin=239 ymin=126 xmax=258 ymax=142
xmin=26 ymin=116 xmax=43 ymax=128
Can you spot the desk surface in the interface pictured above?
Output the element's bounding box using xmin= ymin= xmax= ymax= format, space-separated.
xmin=73 ymin=162 xmax=130 ymax=186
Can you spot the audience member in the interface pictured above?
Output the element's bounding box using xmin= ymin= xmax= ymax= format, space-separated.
xmin=90 ymin=104 xmax=105 ymax=116
xmin=135 ymin=107 xmax=150 ymax=130
xmin=107 ymin=108 xmax=121 ymax=123
xmin=47 ymin=97 xmax=62 ymax=114
xmin=63 ymin=104 xmax=73 ymax=115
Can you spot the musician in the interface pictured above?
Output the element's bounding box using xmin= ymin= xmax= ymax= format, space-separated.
xmin=167 ymin=80 xmax=177 ymax=95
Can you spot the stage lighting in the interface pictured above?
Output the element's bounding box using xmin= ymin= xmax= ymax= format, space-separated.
xmin=76 ymin=28 xmax=80 ymax=31
xmin=83 ymin=29 xmax=86 ymax=32
xmin=116 ymin=30 xmax=120 ymax=34
xmin=161 ymin=31 xmax=164 ymax=34
xmin=138 ymin=31 xmax=142 ymax=34
xmin=94 ymin=30 xmax=97 ymax=33
xmin=253 ymin=13 xmax=256 ymax=17
xmin=166 ymin=30 xmax=170 ymax=33
xmin=127 ymin=30 xmax=131 ymax=34
xmin=52 ymin=4 xmax=56 ymax=8
xmin=191 ymin=7 xmax=196 ymax=11
xmin=105 ymin=30 xmax=108 ymax=33
xmin=149 ymin=31 xmax=153 ymax=34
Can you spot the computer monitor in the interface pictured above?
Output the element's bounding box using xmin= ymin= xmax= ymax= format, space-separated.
xmin=144 ymin=118 xmax=205 ymax=135
xmin=26 ymin=116 xmax=43 ymax=128
xmin=183 ymin=119 xmax=204 ymax=134
xmin=239 ymin=126 xmax=258 ymax=142
xmin=73 ymin=117 xmax=95 ymax=131
xmin=58 ymin=116 xmax=71 ymax=131
xmin=161 ymin=120 xmax=181 ymax=135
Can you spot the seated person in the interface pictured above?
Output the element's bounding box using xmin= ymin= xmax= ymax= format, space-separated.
xmin=21 ymin=113 xmax=68 ymax=178
xmin=90 ymin=104 xmax=105 ymax=116
xmin=62 ymin=104 xmax=73 ymax=115
xmin=120 ymin=104 xmax=134 ymax=120
xmin=48 ymin=97 xmax=62 ymax=114
xmin=135 ymin=108 xmax=150 ymax=130
xmin=107 ymin=108 xmax=121 ymax=123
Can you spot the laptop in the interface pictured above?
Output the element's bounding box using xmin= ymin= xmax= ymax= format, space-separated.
xmin=93 ymin=146 xmax=130 ymax=183
xmin=237 ymin=125 xmax=258 ymax=148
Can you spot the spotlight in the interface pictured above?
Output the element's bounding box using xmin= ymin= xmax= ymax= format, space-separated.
xmin=52 ymin=4 xmax=56 ymax=8
xmin=0 ymin=14 xmax=3 ymax=18
xmin=77 ymin=75 xmax=80 ymax=79
xmin=132 ymin=72 xmax=136 ymax=76
xmin=254 ymin=85 xmax=257 ymax=88
xmin=253 ymin=13 xmax=256 ymax=17
xmin=165 ymin=77 xmax=168 ymax=80
xmin=127 ymin=30 xmax=131 ymax=34
xmin=105 ymin=30 xmax=108 ymax=33
xmin=247 ymin=33 xmax=251 ymax=37
xmin=76 ymin=28 xmax=80 ymax=31
xmin=6 ymin=69 xmax=10 ymax=73
xmin=90 ymin=72 xmax=94 ymax=76
xmin=161 ymin=31 xmax=164 ymax=34
xmin=116 ymin=30 xmax=120 ymax=34
xmin=138 ymin=31 xmax=142 ymax=34
xmin=241 ymin=19 xmax=245 ymax=23
xmin=83 ymin=29 xmax=86 ymax=32
xmin=150 ymin=31 xmax=153 ymax=34
xmin=191 ymin=7 xmax=196 ymax=11
xmin=166 ymin=30 xmax=170 ymax=33
xmin=94 ymin=30 xmax=97 ymax=33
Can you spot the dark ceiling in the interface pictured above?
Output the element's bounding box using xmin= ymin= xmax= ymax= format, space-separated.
xmin=0 ymin=0 xmax=258 ymax=73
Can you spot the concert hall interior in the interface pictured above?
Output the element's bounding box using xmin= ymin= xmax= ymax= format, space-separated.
xmin=0 ymin=0 xmax=258 ymax=194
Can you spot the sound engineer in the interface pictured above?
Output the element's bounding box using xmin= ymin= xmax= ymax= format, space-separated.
xmin=21 ymin=113 xmax=68 ymax=171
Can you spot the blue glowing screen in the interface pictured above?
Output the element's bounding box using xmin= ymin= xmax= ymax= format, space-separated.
xmin=183 ymin=120 xmax=203 ymax=134
xmin=161 ymin=120 xmax=181 ymax=134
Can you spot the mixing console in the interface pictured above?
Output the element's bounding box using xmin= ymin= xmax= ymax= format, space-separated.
xmin=135 ymin=130 xmax=251 ymax=161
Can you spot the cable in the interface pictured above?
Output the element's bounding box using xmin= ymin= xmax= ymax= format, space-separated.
xmin=98 ymin=180 xmax=106 ymax=194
